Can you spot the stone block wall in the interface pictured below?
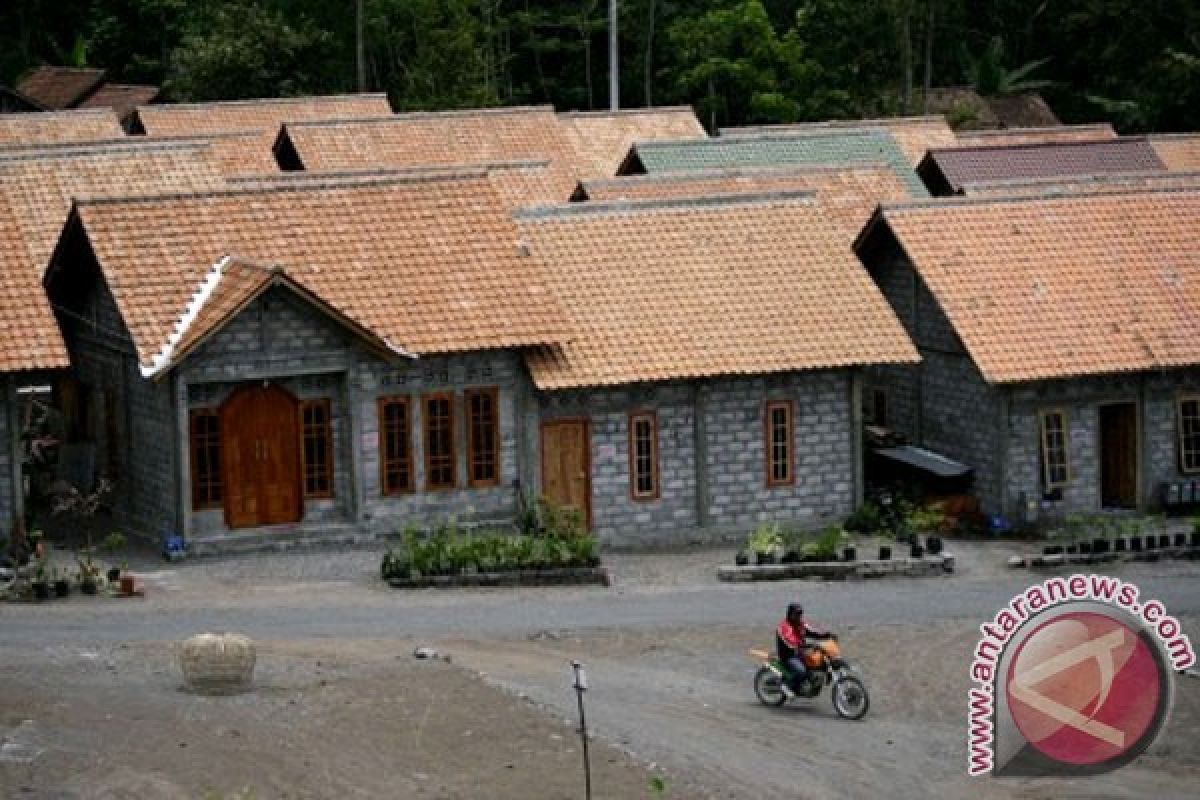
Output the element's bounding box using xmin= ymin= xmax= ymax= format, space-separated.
xmin=0 ymin=379 xmax=14 ymax=540
xmin=1142 ymin=369 xmax=1200 ymax=500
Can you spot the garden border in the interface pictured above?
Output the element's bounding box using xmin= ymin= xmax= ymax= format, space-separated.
xmin=386 ymin=566 xmax=611 ymax=589
xmin=717 ymin=553 xmax=954 ymax=582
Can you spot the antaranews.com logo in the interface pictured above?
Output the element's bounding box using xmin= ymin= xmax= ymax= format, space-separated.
xmin=968 ymin=574 xmax=1195 ymax=777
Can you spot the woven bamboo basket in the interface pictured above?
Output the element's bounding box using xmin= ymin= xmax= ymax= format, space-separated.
xmin=179 ymin=632 xmax=256 ymax=694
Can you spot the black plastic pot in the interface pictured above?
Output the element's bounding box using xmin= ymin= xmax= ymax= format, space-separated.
xmin=1093 ymin=539 xmax=1109 ymax=554
xmin=1159 ymin=534 xmax=1172 ymax=549
xmin=1191 ymin=531 xmax=1200 ymax=548
xmin=910 ymin=542 xmax=924 ymax=558
xmin=1115 ymin=538 xmax=1128 ymax=552
xmin=781 ymin=550 xmax=802 ymax=564
xmin=842 ymin=546 xmax=857 ymax=562
xmin=1174 ymin=533 xmax=1188 ymax=548
xmin=81 ymin=579 xmax=98 ymax=595
xmin=54 ymin=580 xmax=70 ymax=598
xmin=878 ymin=545 xmax=892 ymax=561
xmin=32 ymin=581 xmax=50 ymax=600
xmin=1066 ymin=544 xmax=1079 ymax=555
xmin=926 ymin=536 xmax=943 ymax=555
xmin=734 ymin=551 xmax=749 ymax=566
xmin=1145 ymin=536 xmax=1157 ymax=551
xmin=1130 ymin=537 xmax=1143 ymax=552
xmin=756 ymin=551 xmax=776 ymax=566
xmin=106 ymin=567 xmax=121 ymax=583
xmin=1078 ymin=541 xmax=1092 ymax=555
xmin=1043 ymin=544 xmax=1064 ymax=555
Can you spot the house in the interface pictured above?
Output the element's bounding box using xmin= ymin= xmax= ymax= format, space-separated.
xmin=1147 ymin=134 xmax=1200 ymax=171
xmin=719 ymin=116 xmax=957 ymax=169
xmin=515 ymin=191 xmax=917 ymax=544
xmin=15 ymin=66 xmax=160 ymax=127
xmin=0 ymin=194 xmax=71 ymax=539
xmin=855 ymin=187 xmax=1200 ymax=520
xmin=916 ymin=137 xmax=1167 ymax=195
xmin=571 ymin=164 xmax=912 ymax=238
xmin=957 ymin=170 xmax=1200 ymax=199
xmin=954 ymin=123 xmax=1116 ymax=149
xmin=618 ymin=129 xmax=929 ymax=196
xmin=44 ymin=173 xmax=567 ymax=550
xmin=274 ymin=106 xmax=588 ymax=203
xmin=0 ymin=109 xmax=124 ymax=146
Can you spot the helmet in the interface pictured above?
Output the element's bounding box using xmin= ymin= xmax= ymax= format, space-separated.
xmin=786 ymin=603 xmax=804 ymax=619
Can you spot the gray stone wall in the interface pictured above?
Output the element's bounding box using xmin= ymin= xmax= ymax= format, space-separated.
xmin=863 ymin=246 xmax=919 ymax=439
xmin=1143 ymin=369 xmax=1200 ymax=500
xmin=539 ymin=371 xmax=857 ymax=548
xmin=0 ymin=378 xmax=14 ymax=540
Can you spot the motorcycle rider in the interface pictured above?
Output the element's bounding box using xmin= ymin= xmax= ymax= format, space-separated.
xmin=776 ymin=602 xmax=833 ymax=696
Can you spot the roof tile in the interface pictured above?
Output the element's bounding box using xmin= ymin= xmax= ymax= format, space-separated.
xmin=558 ymin=107 xmax=706 ymax=178
xmin=721 ymin=116 xmax=956 ymax=168
xmin=0 ymin=195 xmax=69 ymax=372
xmin=1148 ymin=134 xmax=1200 ymax=171
xmin=0 ymin=109 xmax=124 ymax=145
xmin=133 ymin=93 xmax=393 ymax=136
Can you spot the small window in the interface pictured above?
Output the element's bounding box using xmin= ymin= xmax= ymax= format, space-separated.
xmin=379 ymin=397 xmax=413 ymax=494
xmin=301 ymin=399 xmax=334 ymax=498
xmin=424 ymin=393 xmax=456 ymax=490
xmin=1039 ymin=409 xmax=1070 ymax=489
xmin=870 ymin=389 xmax=889 ymax=427
xmin=189 ymin=409 xmax=222 ymax=510
xmin=765 ymin=400 xmax=794 ymax=487
xmin=1178 ymin=397 xmax=1200 ymax=473
xmin=466 ymin=388 xmax=500 ymax=488
xmin=629 ymin=411 xmax=659 ymax=501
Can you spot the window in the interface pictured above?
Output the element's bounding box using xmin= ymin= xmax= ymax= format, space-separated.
xmin=189 ymin=409 xmax=222 ymax=510
xmin=466 ymin=388 xmax=500 ymax=487
xmin=870 ymin=389 xmax=889 ymax=427
xmin=765 ymin=400 xmax=794 ymax=487
xmin=628 ymin=411 xmax=659 ymax=500
xmin=301 ymin=399 xmax=334 ymax=498
xmin=379 ymin=397 xmax=413 ymax=494
xmin=423 ymin=393 xmax=456 ymax=490
xmin=1178 ymin=397 xmax=1200 ymax=473
xmin=1039 ymin=409 xmax=1070 ymax=489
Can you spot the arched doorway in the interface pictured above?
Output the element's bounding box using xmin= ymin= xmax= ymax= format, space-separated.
xmin=220 ymin=384 xmax=302 ymax=528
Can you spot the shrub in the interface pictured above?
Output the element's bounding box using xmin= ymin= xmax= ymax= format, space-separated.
xmin=813 ymin=526 xmax=848 ymax=561
xmin=747 ymin=522 xmax=782 ymax=556
xmin=844 ymin=502 xmax=884 ymax=534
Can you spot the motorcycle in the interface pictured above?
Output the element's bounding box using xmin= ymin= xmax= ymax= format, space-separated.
xmin=749 ymin=637 xmax=870 ymax=720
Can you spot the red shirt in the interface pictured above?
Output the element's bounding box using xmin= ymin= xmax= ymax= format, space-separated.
xmin=777 ymin=618 xmax=807 ymax=650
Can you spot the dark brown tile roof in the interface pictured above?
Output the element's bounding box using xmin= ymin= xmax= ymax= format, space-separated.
xmin=0 ymin=194 xmax=69 ymax=372
xmin=517 ymin=192 xmax=918 ymax=389
xmin=63 ymin=174 xmax=568 ymax=372
xmin=955 ymin=123 xmax=1116 ymax=148
xmin=960 ymin=169 xmax=1200 ymax=197
xmin=77 ymin=83 xmax=162 ymax=120
xmin=16 ymin=67 xmax=107 ymax=110
xmin=985 ymin=94 xmax=1061 ymax=128
xmin=862 ymin=188 xmax=1200 ymax=383
xmin=918 ymin=137 xmax=1167 ymax=194
xmin=0 ymin=109 xmax=124 ymax=145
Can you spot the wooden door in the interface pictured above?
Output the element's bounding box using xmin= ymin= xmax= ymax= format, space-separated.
xmin=220 ymin=385 xmax=302 ymax=528
xmin=1100 ymin=403 xmax=1137 ymax=509
xmin=540 ymin=420 xmax=591 ymax=526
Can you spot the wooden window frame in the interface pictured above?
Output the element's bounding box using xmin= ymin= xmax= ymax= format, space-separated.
xmin=188 ymin=408 xmax=222 ymax=510
xmin=423 ymin=392 xmax=457 ymax=491
xmin=1177 ymin=395 xmax=1200 ymax=474
xmin=300 ymin=399 xmax=335 ymax=499
xmin=1039 ymin=408 xmax=1071 ymax=490
xmin=465 ymin=387 xmax=501 ymax=488
xmin=764 ymin=399 xmax=795 ymax=488
xmin=628 ymin=411 xmax=660 ymax=502
xmin=379 ymin=396 xmax=414 ymax=495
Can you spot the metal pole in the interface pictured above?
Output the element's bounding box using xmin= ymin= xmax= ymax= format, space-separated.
xmin=608 ymin=0 xmax=619 ymax=110
xmin=572 ymin=661 xmax=593 ymax=800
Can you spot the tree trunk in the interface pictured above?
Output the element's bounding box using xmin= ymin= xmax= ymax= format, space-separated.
xmin=644 ymin=0 xmax=657 ymax=106
xmin=900 ymin=7 xmax=913 ymax=114
xmin=922 ymin=0 xmax=935 ymax=112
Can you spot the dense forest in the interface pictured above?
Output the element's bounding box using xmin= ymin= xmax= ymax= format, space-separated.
xmin=2 ymin=0 xmax=1197 ymax=132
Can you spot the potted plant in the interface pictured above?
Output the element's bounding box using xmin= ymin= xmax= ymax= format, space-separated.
xmin=748 ymin=523 xmax=781 ymax=565
xmin=31 ymin=558 xmax=50 ymax=600
xmin=99 ymin=532 xmax=126 ymax=583
xmin=842 ymin=544 xmax=857 ymax=562
xmin=78 ymin=561 xmax=99 ymax=594
xmin=53 ymin=567 xmax=70 ymax=598
xmin=878 ymin=544 xmax=892 ymax=561
xmin=118 ymin=561 xmax=135 ymax=595
xmin=734 ymin=550 xmax=750 ymax=567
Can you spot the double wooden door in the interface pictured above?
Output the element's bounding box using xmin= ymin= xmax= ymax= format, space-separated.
xmin=540 ymin=420 xmax=591 ymax=526
xmin=221 ymin=385 xmax=303 ymax=528
xmin=1100 ymin=402 xmax=1138 ymax=509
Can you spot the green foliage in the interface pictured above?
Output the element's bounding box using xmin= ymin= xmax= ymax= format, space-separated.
xmin=98 ymin=532 xmax=126 ymax=552
xmin=963 ymin=35 xmax=1053 ymax=96
xmin=844 ymin=502 xmax=884 ymax=534
xmin=905 ymin=504 xmax=946 ymax=535
xmin=746 ymin=522 xmax=782 ymax=555
xmin=813 ymin=525 xmax=848 ymax=560
xmin=648 ymin=774 xmax=669 ymax=795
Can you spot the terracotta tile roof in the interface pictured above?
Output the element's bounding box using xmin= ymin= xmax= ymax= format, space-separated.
xmin=77 ymin=84 xmax=162 ymax=120
xmin=0 ymin=195 xmax=69 ymax=372
xmin=918 ymin=137 xmax=1166 ymax=194
xmin=131 ymin=93 xmax=393 ymax=136
xmin=16 ymin=67 xmax=107 ymax=110
xmin=720 ymin=116 xmax=957 ymax=169
xmin=0 ymin=109 xmax=124 ymax=145
xmin=955 ymin=123 xmax=1116 ymax=148
xmin=862 ymin=188 xmax=1200 ymax=383
xmin=960 ymin=169 xmax=1200 ymax=197
xmin=516 ymin=192 xmax=918 ymax=390
xmin=1148 ymin=134 xmax=1200 ymax=171
xmin=985 ymin=94 xmax=1061 ymax=128
xmin=226 ymin=160 xmax=558 ymax=207
xmin=557 ymin=107 xmax=706 ymax=178
xmin=152 ymin=258 xmax=403 ymax=376
xmin=627 ymin=129 xmax=928 ymax=195
xmin=278 ymin=106 xmax=582 ymax=202
xmin=0 ymin=140 xmax=227 ymax=274
xmin=576 ymin=164 xmax=911 ymax=238
xmin=63 ymin=174 xmax=568 ymax=372
xmin=138 ymin=132 xmax=281 ymax=176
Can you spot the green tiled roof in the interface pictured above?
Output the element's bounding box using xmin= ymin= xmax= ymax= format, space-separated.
xmin=631 ymin=129 xmax=928 ymax=196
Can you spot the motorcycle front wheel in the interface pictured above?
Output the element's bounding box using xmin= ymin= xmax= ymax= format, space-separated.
xmin=832 ymin=675 xmax=869 ymax=720
xmin=753 ymin=666 xmax=787 ymax=707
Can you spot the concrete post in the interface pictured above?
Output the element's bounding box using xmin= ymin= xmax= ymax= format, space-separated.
xmin=693 ymin=382 xmax=710 ymax=529
xmin=849 ymin=370 xmax=864 ymax=509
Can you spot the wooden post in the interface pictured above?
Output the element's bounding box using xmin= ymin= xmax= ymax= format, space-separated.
xmin=571 ymin=661 xmax=593 ymax=800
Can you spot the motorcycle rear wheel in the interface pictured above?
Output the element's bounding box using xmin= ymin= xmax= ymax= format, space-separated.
xmin=832 ymin=675 xmax=869 ymax=720
xmin=754 ymin=666 xmax=787 ymax=707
